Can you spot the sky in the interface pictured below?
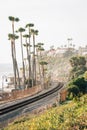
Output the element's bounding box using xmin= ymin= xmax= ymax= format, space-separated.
xmin=0 ymin=0 xmax=87 ymax=63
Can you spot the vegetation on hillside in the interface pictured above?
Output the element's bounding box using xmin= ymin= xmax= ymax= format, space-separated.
xmin=4 ymin=94 xmax=87 ymax=130
xmin=69 ymin=56 xmax=87 ymax=80
xmin=67 ymin=56 xmax=87 ymax=99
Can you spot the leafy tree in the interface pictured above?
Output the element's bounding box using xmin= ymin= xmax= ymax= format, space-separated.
xmin=73 ymin=76 xmax=87 ymax=94
xmin=70 ymin=56 xmax=86 ymax=67
xmin=70 ymin=56 xmax=79 ymax=67
xmin=67 ymin=75 xmax=87 ymax=99
xmin=68 ymin=85 xmax=80 ymax=98
xmin=69 ymin=56 xmax=87 ymax=79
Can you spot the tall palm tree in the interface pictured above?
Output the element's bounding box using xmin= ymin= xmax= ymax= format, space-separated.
xmin=17 ymin=27 xmax=26 ymax=88
xmin=25 ymin=23 xmax=34 ymax=82
xmin=8 ymin=16 xmax=19 ymax=34
xmin=23 ymin=34 xmax=31 ymax=87
xmin=31 ymin=29 xmax=38 ymax=86
xmin=8 ymin=16 xmax=20 ymax=88
xmin=8 ymin=34 xmax=19 ymax=88
xmin=39 ymin=61 xmax=48 ymax=88
xmin=8 ymin=16 xmax=20 ymax=64
xmin=36 ymin=43 xmax=44 ymax=84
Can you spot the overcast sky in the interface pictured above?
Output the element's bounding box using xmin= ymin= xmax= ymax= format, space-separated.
xmin=0 ymin=0 xmax=87 ymax=63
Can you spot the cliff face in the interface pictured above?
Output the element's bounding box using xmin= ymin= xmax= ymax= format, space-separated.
xmin=44 ymin=53 xmax=72 ymax=82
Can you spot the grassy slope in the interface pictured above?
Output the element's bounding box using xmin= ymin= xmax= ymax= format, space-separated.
xmin=4 ymin=94 xmax=87 ymax=130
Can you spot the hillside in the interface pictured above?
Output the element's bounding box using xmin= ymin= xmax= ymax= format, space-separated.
xmin=4 ymin=94 xmax=87 ymax=130
xmin=2 ymin=51 xmax=87 ymax=130
xmin=43 ymin=52 xmax=74 ymax=83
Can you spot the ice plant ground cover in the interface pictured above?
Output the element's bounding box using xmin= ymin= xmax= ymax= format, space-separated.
xmin=4 ymin=94 xmax=87 ymax=130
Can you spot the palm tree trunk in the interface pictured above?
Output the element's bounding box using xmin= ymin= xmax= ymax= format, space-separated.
xmin=11 ymin=41 xmax=16 ymax=89
xmin=41 ymin=64 xmax=45 ymax=88
xmin=20 ymin=33 xmax=26 ymax=89
xmin=32 ymin=34 xmax=36 ymax=86
xmin=12 ymin=21 xmax=17 ymax=88
xmin=36 ymin=49 xmax=41 ymax=85
xmin=12 ymin=21 xmax=20 ymax=88
xmin=13 ymin=41 xmax=20 ymax=88
xmin=28 ymin=29 xmax=31 ymax=81
xmin=39 ymin=51 xmax=42 ymax=85
xmin=25 ymin=38 xmax=30 ymax=87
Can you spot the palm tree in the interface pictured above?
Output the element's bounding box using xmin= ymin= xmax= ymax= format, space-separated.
xmin=16 ymin=27 xmax=26 ymax=88
xmin=23 ymin=34 xmax=31 ymax=87
xmin=8 ymin=34 xmax=19 ymax=88
xmin=25 ymin=23 xmax=34 ymax=81
xmin=31 ymin=29 xmax=38 ymax=86
xmin=39 ymin=61 xmax=48 ymax=88
xmin=8 ymin=16 xmax=20 ymax=88
xmin=36 ymin=43 xmax=44 ymax=84
xmin=8 ymin=16 xmax=19 ymax=34
xmin=8 ymin=16 xmax=20 ymax=67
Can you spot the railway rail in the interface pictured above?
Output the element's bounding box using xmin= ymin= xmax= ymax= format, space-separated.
xmin=0 ymin=82 xmax=63 ymax=115
xmin=0 ymin=82 xmax=64 ymax=128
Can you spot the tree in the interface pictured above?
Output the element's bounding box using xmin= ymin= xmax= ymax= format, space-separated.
xmin=31 ymin=29 xmax=38 ymax=86
xmin=69 ymin=56 xmax=87 ymax=79
xmin=8 ymin=16 xmax=19 ymax=34
xmin=39 ymin=61 xmax=48 ymax=88
xmin=25 ymin=23 xmax=34 ymax=82
xmin=70 ymin=56 xmax=86 ymax=67
xmin=23 ymin=34 xmax=31 ymax=87
xmin=73 ymin=76 xmax=87 ymax=94
xmin=17 ymin=27 xmax=26 ymax=88
xmin=8 ymin=34 xmax=20 ymax=88
xmin=8 ymin=16 xmax=20 ymax=88
xmin=35 ymin=43 xmax=44 ymax=85
xmin=68 ymin=85 xmax=80 ymax=98
xmin=67 ymin=73 xmax=87 ymax=99
xmin=70 ymin=56 xmax=79 ymax=67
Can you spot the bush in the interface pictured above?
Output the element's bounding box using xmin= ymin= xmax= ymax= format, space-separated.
xmin=73 ymin=77 xmax=87 ymax=94
xmin=68 ymin=85 xmax=80 ymax=98
xmin=67 ymin=75 xmax=87 ymax=99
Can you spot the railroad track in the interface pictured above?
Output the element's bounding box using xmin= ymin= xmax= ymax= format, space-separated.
xmin=0 ymin=82 xmax=64 ymax=128
xmin=0 ymin=82 xmax=63 ymax=115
